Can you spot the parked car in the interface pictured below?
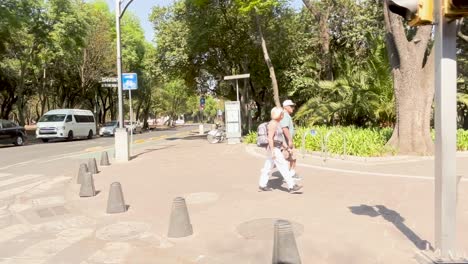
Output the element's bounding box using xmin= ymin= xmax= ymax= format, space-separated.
xmin=36 ymin=109 xmax=96 ymax=142
xmin=0 ymin=119 xmax=27 ymax=146
xmin=175 ymin=115 xmax=185 ymax=125
xmin=99 ymin=121 xmax=119 ymax=137
xmin=124 ymin=121 xmax=142 ymax=134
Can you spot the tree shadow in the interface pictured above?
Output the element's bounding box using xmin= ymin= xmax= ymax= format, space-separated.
xmin=150 ymin=127 xmax=177 ymax=132
xmin=348 ymin=204 xmax=433 ymax=251
xmin=178 ymin=135 xmax=207 ymax=141
xmin=131 ymin=145 xmax=175 ymax=159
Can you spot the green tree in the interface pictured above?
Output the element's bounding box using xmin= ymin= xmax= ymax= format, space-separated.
xmin=157 ymin=79 xmax=192 ymax=125
xmin=234 ymin=0 xmax=282 ymax=107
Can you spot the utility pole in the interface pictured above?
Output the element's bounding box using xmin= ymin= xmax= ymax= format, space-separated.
xmin=114 ymin=0 xmax=134 ymax=162
xmin=434 ymin=0 xmax=458 ymax=258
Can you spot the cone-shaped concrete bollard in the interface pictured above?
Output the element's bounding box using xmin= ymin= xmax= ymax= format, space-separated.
xmin=77 ymin=163 xmax=88 ymax=184
xmin=272 ymin=220 xmax=301 ymax=264
xmin=88 ymin=158 xmax=99 ymax=174
xmin=100 ymin=151 xmax=110 ymax=166
xmin=106 ymin=182 xmax=127 ymax=214
xmin=168 ymin=197 xmax=193 ymax=238
xmin=79 ymin=172 xmax=96 ymax=197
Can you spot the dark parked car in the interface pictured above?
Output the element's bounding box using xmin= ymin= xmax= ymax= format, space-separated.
xmin=0 ymin=119 xmax=27 ymax=146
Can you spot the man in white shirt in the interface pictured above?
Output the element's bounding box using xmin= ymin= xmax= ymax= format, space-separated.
xmin=281 ymin=100 xmax=299 ymax=178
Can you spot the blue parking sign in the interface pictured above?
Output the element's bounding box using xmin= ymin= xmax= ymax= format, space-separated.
xmin=122 ymin=73 xmax=138 ymax=90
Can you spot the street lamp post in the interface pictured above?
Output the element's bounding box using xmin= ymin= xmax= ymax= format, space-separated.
xmin=114 ymin=0 xmax=134 ymax=162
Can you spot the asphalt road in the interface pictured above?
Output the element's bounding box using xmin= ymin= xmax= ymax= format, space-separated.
xmin=0 ymin=125 xmax=199 ymax=173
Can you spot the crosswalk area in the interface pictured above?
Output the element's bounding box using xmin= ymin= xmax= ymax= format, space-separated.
xmin=0 ymin=173 xmax=45 ymax=200
xmin=0 ymin=172 xmax=162 ymax=264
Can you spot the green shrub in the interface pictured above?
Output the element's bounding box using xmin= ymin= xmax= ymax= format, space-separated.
xmin=458 ymin=129 xmax=468 ymax=151
xmin=294 ymin=126 xmax=393 ymax=157
xmin=243 ymin=126 xmax=468 ymax=156
xmin=244 ymin=131 xmax=257 ymax=144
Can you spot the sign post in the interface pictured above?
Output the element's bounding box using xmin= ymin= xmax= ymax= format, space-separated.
xmin=114 ymin=0 xmax=134 ymax=162
xmin=199 ymin=97 xmax=205 ymax=135
xmin=122 ymin=73 xmax=138 ymax=156
xmin=100 ymin=77 xmax=118 ymax=88
xmin=223 ymin=74 xmax=250 ymax=144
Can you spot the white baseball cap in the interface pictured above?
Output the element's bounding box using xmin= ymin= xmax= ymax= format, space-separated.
xmin=282 ymin=100 xmax=296 ymax=107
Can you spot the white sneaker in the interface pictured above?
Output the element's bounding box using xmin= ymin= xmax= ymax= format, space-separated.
xmin=293 ymin=175 xmax=303 ymax=181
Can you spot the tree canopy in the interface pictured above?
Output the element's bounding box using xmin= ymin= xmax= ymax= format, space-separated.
xmin=1 ymin=0 xmax=468 ymax=154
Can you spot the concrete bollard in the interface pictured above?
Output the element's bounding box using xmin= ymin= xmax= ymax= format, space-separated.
xmin=77 ymin=163 xmax=88 ymax=184
xmin=168 ymin=197 xmax=193 ymax=238
xmin=79 ymin=172 xmax=96 ymax=197
xmin=199 ymin=124 xmax=204 ymax=135
xmin=88 ymin=158 xmax=99 ymax=174
xmin=100 ymin=151 xmax=110 ymax=166
xmin=272 ymin=220 xmax=301 ymax=264
xmin=106 ymin=182 xmax=127 ymax=214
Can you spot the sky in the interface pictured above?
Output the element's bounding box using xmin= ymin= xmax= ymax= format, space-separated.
xmin=107 ymin=0 xmax=304 ymax=42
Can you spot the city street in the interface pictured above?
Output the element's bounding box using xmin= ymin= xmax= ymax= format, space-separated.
xmin=0 ymin=125 xmax=197 ymax=172
xmin=0 ymin=125 xmax=200 ymax=206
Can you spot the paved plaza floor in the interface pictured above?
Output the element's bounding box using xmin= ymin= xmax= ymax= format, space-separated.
xmin=1 ymin=132 xmax=468 ymax=263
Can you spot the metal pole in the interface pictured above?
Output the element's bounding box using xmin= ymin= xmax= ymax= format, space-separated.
xmin=434 ymin=0 xmax=458 ymax=256
xmin=129 ymin=89 xmax=133 ymax=155
xmin=236 ymin=79 xmax=239 ymax=102
xmin=116 ymin=0 xmax=124 ymax=129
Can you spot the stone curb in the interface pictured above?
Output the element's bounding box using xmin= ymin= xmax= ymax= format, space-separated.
xmin=245 ymin=144 xmax=468 ymax=163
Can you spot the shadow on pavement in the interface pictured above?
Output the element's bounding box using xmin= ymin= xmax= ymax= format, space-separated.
xmin=0 ymin=145 xmax=16 ymax=149
xmin=131 ymin=145 xmax=175 ymax=159
xmin=268 ymin=171 xmax=303 ymax=194
xmin=150 ymin=127 xmax=177 ymax=132
xmin=348 ymin=204 xmax=433 ymax=250
xmin=172 ymin=134 xmax=207 ymax=141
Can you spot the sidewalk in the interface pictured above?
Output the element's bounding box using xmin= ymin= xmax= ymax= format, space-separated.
xmin=4 ymin=133 xmax=468 ymax=263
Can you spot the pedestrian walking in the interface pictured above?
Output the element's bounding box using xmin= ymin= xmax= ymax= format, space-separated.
xmin=258 ymin=107 xmax=302 ymax=193
xmin=281 ymin=100 xmax=299 ymax=178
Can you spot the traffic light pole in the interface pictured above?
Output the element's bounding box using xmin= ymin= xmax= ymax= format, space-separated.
xmin=434 ymin=0 xmax=459 ymax=259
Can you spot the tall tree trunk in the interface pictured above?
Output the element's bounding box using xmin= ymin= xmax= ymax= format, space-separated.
xmin=16 ymin=63 xmax=27 ymax=125
xmin=0 ymin=93 xmax=17 ymax=120
xmin=383 ymin=0 xmax=434 ymax=155
xmin=16 ymin=99 xmax=26 ymax=125
xmin=254 ymin=11 xmax=281 ymax=108
xmin=464 ymin=109 xmax=468 ymax=129
xmin=302 ymin=0 xmax=333 ymax=80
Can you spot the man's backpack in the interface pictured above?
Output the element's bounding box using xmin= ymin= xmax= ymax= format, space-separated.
xmin=256 ymin=122 xmax=269 ymax=147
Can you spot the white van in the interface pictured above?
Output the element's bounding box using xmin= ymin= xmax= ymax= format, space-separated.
xmin=36 ymin=109 xmax=96 ymax=142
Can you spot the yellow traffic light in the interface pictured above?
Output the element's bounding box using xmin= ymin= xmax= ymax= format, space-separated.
xmin=409 ymin=0 xmax=433 ymax=26
xmin=388 ymin=0 xmax=433 ymax=26
xmin=444 ymin=0 xmax=468 ymax=17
